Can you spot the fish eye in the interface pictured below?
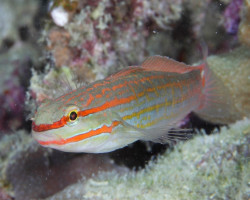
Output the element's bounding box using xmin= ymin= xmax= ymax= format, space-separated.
xmin=69 ymin=111 xmax=78 ymax=121
xmin=65 ymin=105 xmax=80 ymax=126
xmin=68 ymin=110 xmax=78 ymax=122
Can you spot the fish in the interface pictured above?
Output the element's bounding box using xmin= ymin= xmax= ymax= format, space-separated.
xmin=32 ymin=53 xmax=238 ymax=153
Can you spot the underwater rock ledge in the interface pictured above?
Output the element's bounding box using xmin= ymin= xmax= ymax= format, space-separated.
xmin=45 ymin=118 xmax=250 ymax=200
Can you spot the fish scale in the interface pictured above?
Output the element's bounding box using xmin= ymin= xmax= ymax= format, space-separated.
xmin=115 ymin=71 xmax=201 ymax=128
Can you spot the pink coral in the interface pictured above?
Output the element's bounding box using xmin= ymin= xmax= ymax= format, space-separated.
xmin=0 ymin=73 xmax=26 ymax=132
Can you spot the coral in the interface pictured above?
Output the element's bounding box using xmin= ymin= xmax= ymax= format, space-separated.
xmin=239 ymin=0 xmax=250 ymax=46
xmin=0 ymin=81 xmax=25 ymax=132
xmin=29 ymin=66 xmax=78 ymax=102
xmin=207 ymin=46 xmax=250 ymax=118
xmin=0 ymin=43 xmax=40 ymax=133
xmin=32 ymin=0 xmax=221 ymax=103
xmin=45 ymin=118 xmax=250 ymax=200
xmin=0 ymin=0 xmax=42 ymax=133
xmin=47 ymin=29 xmax=73 ymax=66
xmin=143 ymin=0 xmax=183 ymax=29
xmin=223 ymin=0 xmax=244 ymax=34
xmin=42 ymin=0 xmax=151 ymax=77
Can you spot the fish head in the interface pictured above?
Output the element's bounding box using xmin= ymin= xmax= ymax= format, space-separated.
xmin=32 ymin=100 xmax=122 ymax=153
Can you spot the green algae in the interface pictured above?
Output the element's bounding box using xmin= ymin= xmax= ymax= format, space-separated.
xmin=46 ymin=118 xmax=250 ymax=200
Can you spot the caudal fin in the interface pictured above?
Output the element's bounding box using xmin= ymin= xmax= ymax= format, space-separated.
xmin=194 ymin=45 xmax=241 ymax=124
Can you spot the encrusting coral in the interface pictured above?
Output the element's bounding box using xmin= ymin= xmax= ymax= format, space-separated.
xmin=45 ymin=118 xmax=250 ymax=200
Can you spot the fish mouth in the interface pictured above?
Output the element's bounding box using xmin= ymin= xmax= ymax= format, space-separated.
xmin=32 ymin=130 xmax=63 ymax=146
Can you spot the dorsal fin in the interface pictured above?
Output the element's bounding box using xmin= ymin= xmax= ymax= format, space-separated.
xmin=141 ymin=55 xmax=194 ymax=74
xmin=106 ymin=66 xmax=143 ymax=80
xmin=107 ymin=55 xmax=200 ymax=81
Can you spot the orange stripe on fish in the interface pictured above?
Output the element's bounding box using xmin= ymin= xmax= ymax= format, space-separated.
xmin=58 ymin=74 xmax=166 ymax=106
xmin=32 ymin=116 xmax=69 ymax=132
xmin=33 ymin=79 xmax=193 ymax=132
xmin=37 ymin=121 xmax=121 ymax=146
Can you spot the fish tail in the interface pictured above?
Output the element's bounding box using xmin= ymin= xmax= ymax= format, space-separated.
xmin=194 ymin=43 xmax=241 ymax=124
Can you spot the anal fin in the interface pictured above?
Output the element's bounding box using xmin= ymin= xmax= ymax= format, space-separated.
xmin=149 ymin=128 xmax=194 ymax=144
